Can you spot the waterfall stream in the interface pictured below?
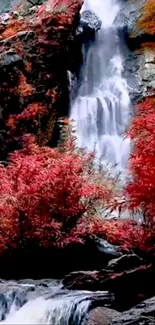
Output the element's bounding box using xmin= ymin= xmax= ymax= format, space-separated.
xmin=0 ymin=0 xmax=133 ymax=324
xmin=0 ymin=280 xmax=111 ymax=324
xmin=70 ymin=0 xmax=132 ymax=176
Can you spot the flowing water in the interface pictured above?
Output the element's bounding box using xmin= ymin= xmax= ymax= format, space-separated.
xmin=0 ymin=0 xmax=133 ymax=323
xmin=70 ymin=0 xmax=132 ymax=176
xmin=0 ymin=280 xmax=112 ymax=324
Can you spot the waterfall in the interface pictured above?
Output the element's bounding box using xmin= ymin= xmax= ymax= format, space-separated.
xmin=70 ymin=0 xmax=132 ymax=176
xmin=0 ymin=280 xmax=112 ymax=324
xmin=0 ymin=1 xmax=133 ymax=324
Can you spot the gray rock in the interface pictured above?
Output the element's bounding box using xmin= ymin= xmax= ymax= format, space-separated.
xmin=0 ymin=50 xmax=22 ymax=69
xmin=112 ymin=296 xmax=155 ymax=324
xmin=85 ymin=297 xmax=155 ymax=325
xmin=115 ymin=0 xmax=145 ymax=38
xmin=77 ymin=10 xmax=102 ymax=36
xmin=0 ymin=0 xmax=46 ymax=15
xmin=132 ymin=49 xmax=155 ymax=99
xmin=84 ymin=307 xmax=119 ymax=325
xmin=91 ymin=236 xmax=122 ymax=257
xmin=107 ymin=254 xmax=145 ymax=272
xmin=0 ymin=0 xmax=18 ymax=14
xmin=117 ymin=0 xmax=155 ymax=101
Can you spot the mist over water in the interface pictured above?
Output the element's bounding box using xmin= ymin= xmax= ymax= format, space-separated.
xmin=70 ymin=0 xmax=132 ymax=175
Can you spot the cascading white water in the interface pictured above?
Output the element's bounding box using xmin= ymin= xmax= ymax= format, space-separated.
xmin=70 ymin=0 xmax=131 ymax=175
xmin=0 ymin=280 xmax=111 ymax=324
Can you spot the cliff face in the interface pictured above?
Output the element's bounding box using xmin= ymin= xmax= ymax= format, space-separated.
xmin=0 ymin=0 xmax=83 ymax=160
xmin=118 ymin=0 xmax=155 ymax=101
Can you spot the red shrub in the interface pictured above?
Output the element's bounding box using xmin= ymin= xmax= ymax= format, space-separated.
xmin=125 ymin=98 xmax=155 ymax=225
xmin=71 ymin=217 xmax=152 ymax=251
xmin=0 ymin=133 xmax=116 ymax=251
xmin=7 ymin=102 xmax=47 ymax=128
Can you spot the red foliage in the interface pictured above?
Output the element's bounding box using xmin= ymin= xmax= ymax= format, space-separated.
xmin=7 ymin=102 xmax=47 ymax=128
xmin=17 ymin=73 xmax=34 ymax=98
xmin=0 ymin=134 xmax=115 ymax=251
xmin=125 ymin=98 xmax=155 ymax=225
xmin=0 ymin=126 xmax=153 ymax=254
xmin=1 ymin=17 xmax=28 ymax=39
xmin=72 ymin=217 xmax=153 ymax=251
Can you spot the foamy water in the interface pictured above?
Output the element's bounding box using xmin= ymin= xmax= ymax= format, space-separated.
xmin=70 ymin=0 xmax=131 ymax=176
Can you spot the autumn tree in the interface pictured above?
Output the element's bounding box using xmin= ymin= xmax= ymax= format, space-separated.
xmin=0 ymin=128 xmax=118 ymax=252
xmin=125 ymin=98 xmax=155 ymax=226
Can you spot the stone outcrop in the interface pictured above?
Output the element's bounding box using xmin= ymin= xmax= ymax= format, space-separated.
xmin=112 ymin=296 xmax=155 ymax=325
xmin=117 ymin=0 xmax=155 ymax=101
xmin=76 ymin=10 xmax=102 ymax=38
xmin=84 ymin=307 xmax=119 ymax=325
xmin=63 ymin=254 xmax=155 ymax=310
xmin=63 ymin=254 xmax=147 ymax=290
xmin=0 ymin=0 xmax=83 ymax=161
xmin=84 ymin=296 xmax=155 ymax=325
xmin=115 ymin=0 xmax=145 ymax=40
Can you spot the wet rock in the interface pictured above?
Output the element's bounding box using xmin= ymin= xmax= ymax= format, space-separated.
xmin=85 ymin=298 xmax=155 ymax=324
xmin=91 ymin=236 xmax=122 ymax=258
xmin=124 ymin=47 xmax=155 ymax=101
xmin=103 ymin=262 xmax=155 ymax=310
xmin=63 ymin=254 xmax=147 ymax=291
xmin=135 ymin=49 xmax=155 ymax=98
xmin=115 ymin=0 xmax=145 ymax=39
xmin=117 ymin=0 xmax=155 ymax=101
xmin=84 ymin=307 xmax=119 ymax=325
xmin=112 ymin=296 xmax=155 ymax=325
xmin=107 ymin=254 xmax=145 ymax=272
xmin=63 ymin=255 xmax=155 ymax=310
xmin=0 ymin=49 xmax=22 ymax=68
xmin=63 ymin=270 xmax=102 ymax=290
xmin=77 ymin=10 xmax=102 ymax=38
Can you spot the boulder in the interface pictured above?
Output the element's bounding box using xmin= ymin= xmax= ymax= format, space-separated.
xmin=63 ymin=255 xmax=155 ymax=309
xmin=84 ymin=307 xmax=119 ymax=325
xmin=77 ymin=10 xmax=102 ymax=38
xmin=111 ymin=296 xmax=155 ymax=324
xmin=84 ymin=296 xmax=155 ymax=325
xmin=90 ymin=236 xmax=122 ymax=258
xmin=63 ymin=254 xmax=147 ymax=291
xmin=107 ymin=254 xmax=145 ymax=272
